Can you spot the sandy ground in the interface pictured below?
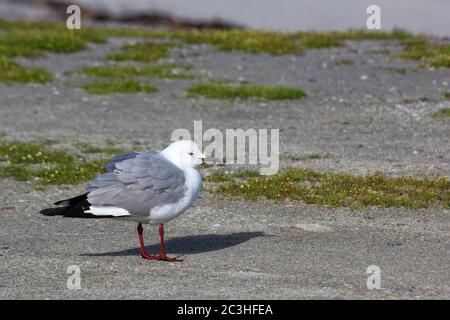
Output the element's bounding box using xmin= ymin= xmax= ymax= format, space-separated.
xmin=0 ymin=37 xmax=449 ymax=299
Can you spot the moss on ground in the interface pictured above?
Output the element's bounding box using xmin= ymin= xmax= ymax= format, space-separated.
xmin=160 ymin=28 xmax=446 ymax=66
xmin=2 ymin=137 xmax=448 ymax=209
xmin=0 ymin=58 xmax=51 ymax=83
xmin=107 ymin=42 xmax=177 ymax=62
xmin=1 ymin=19 xmax=419 ymax=57
xmin=431 ymin=108 xmax=450 ymax=118
xmin=74 ymin=142 xmax=127 ymax=155
xmin=0 ymin=17 xmax=447 ymax=89
xmin=283 ymin=153 xmax=330 ymax=161
xmin=392 ymin=68 xmax=408 ymax=74
xmin=172 ymin=29 xmax=304 ymax=55
xmin=82 ymin=79 xmax=158 ymax=94
xmin=442 ymin=92 xmax=450 ymax=100
xmin=205 ymin=169 xmax=450 ymax=210
xmin=0 ymin=19 xmax=106 ymax=45
xmin=0 ymin=17 xmax=448 ymax=89
xmin=164 ymin=28 xmax=416 ymax=54
xmin=397 ymin=39 xmax=450 ymax=68
xmin=0 ymin=139 xmax=105 ymax=187
xmin=0 ymin=19 xmax=106 ymax=83
xmin=366 ymin=49 xmax=391 ymax=55
xmin=187 ymin=84 xmax=306 ymax=100
xmin=399 ymin=97 xmax=430 ymax=105
xmin=82 ymin=64 xmax=192 ymax=79
xmin=334 ymin=59 xmax=354 ymax=66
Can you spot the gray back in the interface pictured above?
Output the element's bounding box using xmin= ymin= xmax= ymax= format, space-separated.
xmin=87 ymin=153 xmax=186 ymax=216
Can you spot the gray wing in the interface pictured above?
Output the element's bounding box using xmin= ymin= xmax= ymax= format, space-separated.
xmin=86 ymin=152 xmax=186 ymax=216
xmin=103 ymin=152 xmax=139 ymax=172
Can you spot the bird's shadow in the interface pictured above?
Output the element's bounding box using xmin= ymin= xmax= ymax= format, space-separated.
xmin=80 ymin=231 xmax=266 ymax=257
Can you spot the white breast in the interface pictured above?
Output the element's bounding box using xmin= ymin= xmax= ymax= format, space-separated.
xmin=148 ymin=168 xmax=202 ymax=224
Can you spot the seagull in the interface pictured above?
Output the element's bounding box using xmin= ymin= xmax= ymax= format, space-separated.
xmin=40 ymin=140 xmax=219 ymax=262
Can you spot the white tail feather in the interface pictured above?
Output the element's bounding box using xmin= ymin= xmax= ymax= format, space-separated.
xmin=85 ymin=206 xmax=130 ymax=217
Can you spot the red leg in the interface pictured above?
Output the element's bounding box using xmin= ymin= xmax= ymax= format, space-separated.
xmin=157 ymin=224 xmax=183 ymax=262
xmin=137 ymin=223 xmax=182 ymax=262
xmin=137 ymin=223 xmax=157 ymax=260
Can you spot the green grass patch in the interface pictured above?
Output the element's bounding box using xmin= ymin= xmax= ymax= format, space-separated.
xmin=366 ymin=49 xmax=391 ymax=55
xmin=283 ymin=153 xmax=330 ymax=161
xmin=205 ymin=170 xmax=260 ymax=183
xmin=401 ymin=97 xmax=430 ymax=104
xmin=0 ymin=19 xmax=108 ymax=83
xmin=173 ymin=29 xmax=303 ymax=55
xmin=0 ymin=140 xmax=66 ymax=165
xmin=397 ymin=39 xmax=450 ymax=68
xmin=82 ymin=64 xmax=192 ymax=79
xmin=0 ymin=19 xmax=427 ymax=59
xmin=442 ymin=92 xmax=450 ymax=100
xmin=82 ymin=79 xmax=158 ymax=94
xmin=431 ymin=108 xmax=450 ymax=118
xmin=0 ymin=19 xmax=421 ymax=56
xmin=107 ymin=42 xmax=177 ymax=62
xmin=392 ymin=68 xmax=408 ymax=74
xmin=93 ymin=26 xmax=417 ymax=55
xmin=206 ymin=168 xmax=450 ymax=210
xmin=0 ymin=20 xmax=106 ymax=57
xmin=0 ymin=139 xmax=105 ymax=187
xmin=75 ymin=142 xmax=126 ymax=155
xmin=0 ymin=30 xmax=86 ymax=58
xmin=0 ymin=58 xmax=51 ymax=83
xmin=188 ymin=84 xmax=305 ymax=100
xmin=166 ymin=28 xmax=416 ymax=54
xmin=337 ymin=28 xmax=414 ymax=41
xmin=0 ymin=164 xmax=36 ymax=182
xmin=334 ymin=59 xmax=354 ymax=66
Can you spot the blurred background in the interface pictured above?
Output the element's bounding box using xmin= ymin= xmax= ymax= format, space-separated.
xmin=0 ymin=0 xmax=449 ymax=36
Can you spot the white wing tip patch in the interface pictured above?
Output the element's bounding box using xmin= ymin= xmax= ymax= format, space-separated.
xmin=85 ymin=206 xmax=131 ymax=217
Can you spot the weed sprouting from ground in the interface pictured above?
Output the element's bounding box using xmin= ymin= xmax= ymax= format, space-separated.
xmin=431 ymin=108 xmax=450 ymax=118
xmin=205 ymin=169 xmax=450 ymax=209
xmin=82 ymin=79 xmax=158 ymax=94
xmin=0 ymin=139 xmax=106 ymax=187
xmin=74 ymin=142 xmax=127 ymax=155
xmin=0 ymin=58 xmax=51 ymax=83
xmin=187 ymin=84 xmax=306 ymax=100
xmin=0 ymin=18 xmax=447 ymax=88
xmin=397 ymin=39 xmax=450 ymax=68
xmin=282 ymin=153 xmax=330 ymax=161
xmin=107 ymin=42 xmax=177 ymax=62
xmin=0 ymin=19 xmax=106 ymax=83
xmin=82 ymin=64 xmax=192 ymax=79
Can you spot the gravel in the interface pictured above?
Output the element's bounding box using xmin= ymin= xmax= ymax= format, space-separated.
xmin=0 ymin=37 xmax=449 ymax=299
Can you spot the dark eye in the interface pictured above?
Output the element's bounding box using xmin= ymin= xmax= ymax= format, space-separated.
xmin=188 ymin=152 xmax=194 ymax=156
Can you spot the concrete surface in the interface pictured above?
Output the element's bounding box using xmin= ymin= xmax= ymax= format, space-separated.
xmin=0 ymin=36 xmax=449 ymax=299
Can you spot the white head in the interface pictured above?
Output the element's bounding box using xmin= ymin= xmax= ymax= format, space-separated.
xmin=160 ymin=140 xmax=209 ymax=170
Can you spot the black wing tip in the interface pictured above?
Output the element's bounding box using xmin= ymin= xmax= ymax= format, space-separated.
xmin=53 ymin=193 xmax=88 ymax=206
xmin=39 ymin=206 xmax=113 ymax=219
xmin=39 ymin=207 xmax=65 ymax=216
xmin=40 ymin=193 xmax=116 ymax=219
xmin=40 ymin=193 xmax=90 ymax=218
